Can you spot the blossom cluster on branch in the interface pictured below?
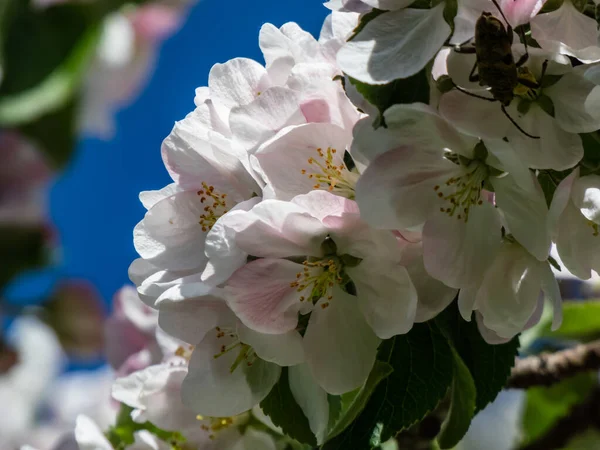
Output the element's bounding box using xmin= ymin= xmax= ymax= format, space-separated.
xmin=24 ymin=0 xmax=600 ymax=448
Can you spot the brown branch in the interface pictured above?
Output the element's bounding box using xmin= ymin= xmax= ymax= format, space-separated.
xmin=519 ymin=387 xmax=600 ymax=450
xmin=507 ymin=340 xmax=600 ymax=389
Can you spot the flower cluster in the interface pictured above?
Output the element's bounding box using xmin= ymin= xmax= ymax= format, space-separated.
xmin=126 ymin=0 xmax=600 ymax=446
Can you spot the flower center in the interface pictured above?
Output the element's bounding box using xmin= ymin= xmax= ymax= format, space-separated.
xmin=434 ymin=161 xmax=487 ymax=222
xmin=290 ymin=258 xmax=344 ymax=309
xmin=302 ymin=147 xmax=358 ymax=199
xmin=196 ymin=415 xmax=235 ymax=440
xmin=212 ymin=327 xmax=256 ymax=373
xmin=197 ymin=182 xmax=230 ymax=232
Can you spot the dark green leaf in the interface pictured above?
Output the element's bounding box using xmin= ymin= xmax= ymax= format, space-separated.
xmin=19 ymin=97 xmax=79 ymax=169
xmin=0 ymin=23 xmax=100 ymax=125
xmin=0 ymin=226 xmax=49 ymax=292
xmin=348 ymin=69 xmax=430 ymax=127
xmin=436 ymin=347 xmax=476 ymax=449
xmin=436 ymin=303 xmax=519 ymax=412
xmin=521 ymin=373 xmax=596 ymax=445
xmin=260 ymin=367 xmax=317 ymax=446
xmin=347 ymin=9 xmax=387 ymax=41
xmin=326 ymin=361 xmax=393 ymax=441
xmin=327 ymin=395 xmax=343 ymax=434
xmin=580 ymin=132 xmax=600 ymax=176
xmin=322 ymin=323 xmax=453 ymax=450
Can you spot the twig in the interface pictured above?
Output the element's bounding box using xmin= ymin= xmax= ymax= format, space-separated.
xmin=519 ymin=387 xmax=600 ymax=450
xmin=507 ymin=340 xmax=600 ymax=389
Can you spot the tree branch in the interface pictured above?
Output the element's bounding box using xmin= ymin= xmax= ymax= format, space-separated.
xmin=519 ymin=387 xmax=600 ymax=450
xmin=507 ymin=340 xmax=600 ymax=389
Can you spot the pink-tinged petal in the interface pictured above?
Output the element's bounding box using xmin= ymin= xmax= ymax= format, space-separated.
xmin=356 ymin=146 xmax=457 ymax=230
xmin=348 ymin=260 xmax=417 ymax=338
xmin=225 ymin=259 xmax=308 ymax=334
xmin=130 ymin=4 xmax=182 ymax=42
xmin=304 ymin=288 xmax=380 ymax=394
xmin=254 ymin=123 xmax=351 ymax=201
xmin=208 ymin=58 xmax=272 ymax=120
xmin=237 ymin=324 xmax=304 ymax=366
xmin=337 ymin=5 xmax=450 ymax=84
xmin=155 ymin=283 xmax=233 ymax=345
xmin=423 ymin=202 xmax=503 ymax=289
xmin=531 ymin=1 xmax=600 ymax=62
xmin=491 ymin=172 xmax=550 ymax=261
xmin=182 ymin=329 xmax=281 ymax=417
xmin=133 ymin=191 xmax=208 ymax=272
xmin=230 ymin=87 xmax=307 ymax=152
xmin=499 ymin=0 xmax=546 ymax=27
xmin=222 ymin=199 xmax=327 ymax=258
xmin=292 ymin=189 xmax=358 ymax=222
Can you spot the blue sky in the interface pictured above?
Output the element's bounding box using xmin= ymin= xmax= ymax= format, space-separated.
xmin=7 ymin=0 xmax=329 ymax=306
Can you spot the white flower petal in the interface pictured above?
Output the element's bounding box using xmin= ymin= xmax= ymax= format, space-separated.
xmin=237 ymin=324 xmax=304 ymax=366
xmin=491 ymin=172 xmax=550 ymax=261
xmin=288 ymin=363 xmax=329 ymax=444
xmin=254 ymin=123 xmax=351 ymax=200
xmin=337 ymin=5 xmax=450 ymax=83
xmin=348 ymin=261 xmax=417 ymax=338
xmin=208 ymin=58 xmax=272 ymax=120
xmin=304 ymin=288 xmax=380 ymax=394
xmin=133 ymin=191 xmax=209 ymax=272
xmin=74 ymin=416 xmax=113 ymax=450
xmin=182 ymin=329 xmax=281 ymax=417
xmin=571 ymin=174 xmax=600 ymax=223
xmin=230 ymin=87 xmax=306 ymax=152
xmin=355 ymin=146 xmax=456 ymax=230
xmin=546 ymin=68 xmax=600 ymax=133
xmin=531 ymin=1 xmax=600 ymax=63
xmin=423 ymin=202 xmax=503 ymax=288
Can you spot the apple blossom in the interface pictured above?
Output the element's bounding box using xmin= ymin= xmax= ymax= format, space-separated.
xmin=219 ymin=190 xmax=417 ymax=394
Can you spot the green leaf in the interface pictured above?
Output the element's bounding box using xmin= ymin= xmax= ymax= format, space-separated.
xmin=521 ymin=373 xmax=596 ymax=445
xmin=19 ymin=97 xmax=79 ymax=169
xmin=436 ymin=303 xmax=519 ymax=412
xmin=260 ymin=367 xmax=317 ymax=446
xmin=579 ymin=132 xmax=600 ymax=176
xmin=537 ymin=301 xmax=600 ymax=339
xmin=326 ymin=361 xmax=393 ymax=441
xmin=436 ymin=347 xmax=476 ymax=449
xmin=348 ymin=69 xmax=430 ymax=127
xmin=0 ymin=226 xmax=49 ymax=292
xmin=322 ymin=323 xmax=453 ymax=450
xmin=0 ymin=22 xmax=100 ymax=125
xmin=327 ymin=395 xmax=343 ymax=434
